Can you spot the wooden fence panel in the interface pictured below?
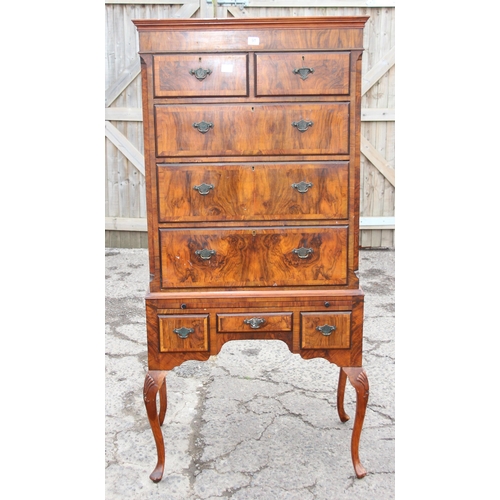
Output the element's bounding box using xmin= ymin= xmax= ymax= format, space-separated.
xmin=105 ymin=1 xmax=395 ymax=248
xmin=105 ymin=2 xmax=202 ymax=248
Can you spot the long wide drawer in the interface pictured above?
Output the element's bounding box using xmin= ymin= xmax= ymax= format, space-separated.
xmin=154 ymin=103 xmax=349 ymax=157
xmin=159 ymin=226 xmax=348 ymax=288
xmin=157 ymin=162 xmax=349 ymax=222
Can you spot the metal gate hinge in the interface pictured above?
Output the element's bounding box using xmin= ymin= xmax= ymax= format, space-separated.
xmin=207 ymin=0 xmax=249 ymax=8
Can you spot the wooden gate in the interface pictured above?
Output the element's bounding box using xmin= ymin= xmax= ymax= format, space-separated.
xmin=105 ymin=1 xmax=395 ymax=248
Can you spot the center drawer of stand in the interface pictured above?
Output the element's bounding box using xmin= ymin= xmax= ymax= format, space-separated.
xmin=154 ymin=103 xmax=349 ymax=157
xmin=217 ymin=312 xmax=292 ymax=333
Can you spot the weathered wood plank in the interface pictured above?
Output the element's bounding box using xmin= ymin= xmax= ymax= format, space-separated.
xmin=106 ymin=108 xmax=143 ymax=121
xmin=361 ymin=108 xmax=394 ymax=121
xmin=227 ymin=6 xmax=244 ymax=17
xmin=173 ymin=2 xmax=200 ymax=18
xmin=105 ymin=121 xmax=145 ymax=176
xmin=222 ymin=1 xmax=395 ymax=6
xmin=106 ymin=1 xmax=395 ymax=5
xmin=106 ymin=217 xmax=148 ymax=231
xmin=105 ymin=59 xmax=141 ymax=108
xmin=360 ymin=136 xmax=395 ymax=187
xmin=106 ymin=0 xmax=193 ymax=4
xmin=359 ymin=216 xmax=395 ymax=229
xmin=362 ymin=46 xmax=395 ymax=96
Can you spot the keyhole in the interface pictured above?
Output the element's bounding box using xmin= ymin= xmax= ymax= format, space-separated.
xmin=251 ymin=166 xmax=255 ymax=171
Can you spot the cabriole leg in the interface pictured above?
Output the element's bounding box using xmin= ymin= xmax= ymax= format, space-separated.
xmin=340 ymin=367 xmax=369 ymax=479
xmin=337 ymin=366 xmax=349 ymax=422
xmin=143 ymin=370 xmax=168 ymax=483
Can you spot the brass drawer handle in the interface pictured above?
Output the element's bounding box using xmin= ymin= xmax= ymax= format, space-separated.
xmin=292 ymin=119 xmax=313 ymax=132
xmin=193 ymin=183 xmax=214 ymax=195
xmin=316 ymin=324 xmax=337 ymax=336
xmin=293 ymin=247 xmax=313 ymax=259
xmin=243 ymin=317 xmax=266 ymax=329
xmin=293 ymin=66 xmax=314 ymax=80
xmin=195 ymin=248 xmax=216 ymax=260
xmin=173 ymin=327 xmax=194 ymax=339
xmin=190 ymin=67 xmax=212 ymax=81
xmin=193 ymin=121 xmax=214 ymax=134
xmin=292 ymin=181 xmax=313 ymax=193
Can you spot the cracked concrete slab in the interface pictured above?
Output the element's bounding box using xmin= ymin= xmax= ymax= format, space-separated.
xmin=105 ymin=248 xmax=395 ymax=499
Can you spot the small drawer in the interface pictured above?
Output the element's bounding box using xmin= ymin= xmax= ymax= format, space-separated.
xmin=153 ymin=54 xmax=248 ymax=97
xmin=255 ymin=51 xmax=350 ymax=96
xmin=158 ymin=314 xmax=209 ymax=352
xmin=301 ymin=312 xmax=351 ymax=349
xmin=217 ymin=312 xmax=292 ymax=333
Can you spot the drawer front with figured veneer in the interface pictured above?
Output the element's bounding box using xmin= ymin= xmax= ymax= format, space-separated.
xmin=159 ymin=226 xmax=348 ymax=288
xmin=158 ymin=314 xmax=209 ymax=352
xmin=217 ymin=312 xmax=292 ymax=333
xmin=153 ymin=54 xmax=248 ymax=97
xmin=301 ymin=311 xmax=351 ymax=349
xmin=155 ymin=103 xmax=349 ymax=157
xmin=255 ymin=51 xmax=350 ymax=96
xmin=157 ymin=161 xmax=349 ymax=222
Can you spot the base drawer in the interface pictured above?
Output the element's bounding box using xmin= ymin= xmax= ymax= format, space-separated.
xmin=300 ymin=311 xmax=351 ymax=349
xmin=217 ymin=312 xmax=292 ymax=333
xmin=158 ymin=314 xmax=209 ymax=352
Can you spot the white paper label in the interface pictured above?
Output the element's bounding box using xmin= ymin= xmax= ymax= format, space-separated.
xmin=221 ymin=64 xmax=233 ymax=73
xmin=248 ymin=36 xmax=260 ymax=46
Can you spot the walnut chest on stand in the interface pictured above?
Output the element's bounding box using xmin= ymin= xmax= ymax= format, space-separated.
xmin=133 ymin=15 xmax=370 ymax=482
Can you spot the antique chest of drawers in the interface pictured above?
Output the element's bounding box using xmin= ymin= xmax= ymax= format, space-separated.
xmin=133 ymin=16 xmax=370 ymax=482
